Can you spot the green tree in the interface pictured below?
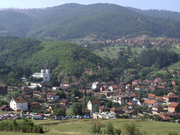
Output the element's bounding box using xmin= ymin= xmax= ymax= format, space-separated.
xmin=93 ymin=105 xmax=99 ymax=112
xmin=53 ymin=108 xmax=65 ymax=116
xmin=105 ymin=122 xmax=115 ymax=135
xmin=71 ymin=102 xmax=82 ymax=115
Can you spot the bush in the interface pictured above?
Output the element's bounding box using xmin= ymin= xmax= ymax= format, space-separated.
xmin=0 ymin=118 xmax=48 ymax=133
xmin=123 ymin=123 xmax=148 ymax=135
xmin=168 ymin=131 xmax=179 ymax=135
xmin=105 ymin=122 xmax=115 ymax=135
xmin=89 ymin=122 xmax=102 ymax=134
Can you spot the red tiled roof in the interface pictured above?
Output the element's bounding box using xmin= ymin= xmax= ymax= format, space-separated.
xmin=0 ymin=105 xmax=7 ymax=110
xmin=144 ymin=100 xmax=156 ymax=104
xmin=60 ymin=99 xmax=68 ymax=103
xmin=169 ymin=102 xmax=179 ymax=108
xmin=47 ymin=92 xmax=58 ymax=97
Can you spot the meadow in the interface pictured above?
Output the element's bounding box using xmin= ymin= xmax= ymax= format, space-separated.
xmin=0 ymin=119 xmax=180 ymax=135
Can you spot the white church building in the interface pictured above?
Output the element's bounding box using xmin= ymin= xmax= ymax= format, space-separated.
xmin=32 ymin=69 xmax=50 ymax=82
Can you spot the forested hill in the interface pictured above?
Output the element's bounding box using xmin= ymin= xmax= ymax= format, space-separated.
xmin=127 ymin=7 xmax=180 ymax=21
xmin=0 ymin=36 xmax=113 ymax=81
xmin=0 ymin=3 xmax=180 ymax=41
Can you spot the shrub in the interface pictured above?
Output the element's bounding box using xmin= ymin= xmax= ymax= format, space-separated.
xmin=89 ymin=122 xmax=102 ymax=134
xmin=0 ymin=118 xmax=47 ymax=133
xmin=168 ymin=131 xmax=179 ymax=135
xmin=123 ymin=123 xmax=148 ymax=135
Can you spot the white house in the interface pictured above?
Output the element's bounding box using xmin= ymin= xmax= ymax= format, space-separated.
xmin=32 ymin=69 xmax=50 ymax=82
xmin=92 ymin=82 xmax=99 ymax=89
xmin=87 ymin=99 xmax=101 ymax=111
xmin=144 ymin=100 xmax=158 ymax=108
xmin=10 ymin=97 xmax=28 ymax=111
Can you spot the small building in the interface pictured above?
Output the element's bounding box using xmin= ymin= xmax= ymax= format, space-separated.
xmin=60 ymin=99 xmax=70 ymax=107
xmin=87 ymin=99 xmax=101 ymax=111
xmin=99 ymin=105 xmax=110 ymax=112
xmin=144 ymin=100 xmax=158 ymax=108
xmin=46 ymin=92 xmax=59 ymax=101
xmin=10 ymin=97 xmax=28 ymax=111
xmin=168 ymin=102 xmax=180 ymax=112
xmin=30 ymin=102 xmax=41 ymax=110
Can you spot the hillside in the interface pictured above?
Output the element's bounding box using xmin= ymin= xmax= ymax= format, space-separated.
xmin=127 ymin=7 xmax=180 ymax=21
xmin=0 ymin=36 xmax=113 ymax=81
xmin=0 ymin=3 xmax=180 ymax=41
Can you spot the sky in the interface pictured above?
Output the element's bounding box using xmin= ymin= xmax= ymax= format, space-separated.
xmin=0 ymin=0 xmax=180 ymax=12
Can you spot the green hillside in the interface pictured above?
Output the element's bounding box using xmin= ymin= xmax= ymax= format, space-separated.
xmin=0 ymin=3 xmax=180 ymax=41
xmin=0 ymin=36 xmax=112 ymax=81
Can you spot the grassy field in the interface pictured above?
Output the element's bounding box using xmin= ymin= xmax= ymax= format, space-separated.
xmin=0 ymin=119 xmax=180 ymax=135
xmin=93 ymin=46 xmax=145 ymax=59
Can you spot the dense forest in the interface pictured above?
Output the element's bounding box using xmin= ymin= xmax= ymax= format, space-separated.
xmin=0 ymin=36 xmax=113 ymax=82
xmin=128 ymin=7 xmax=180 ymax=21
xmin=138 ymin=49 xmax=178 ymax=68
xmin=0 ymin=3 xmax=180 ymax=41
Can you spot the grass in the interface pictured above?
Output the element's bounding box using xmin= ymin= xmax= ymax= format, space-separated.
xmin=93 ymin=46 xmax=145 ymax=59
xmin=0 ymin=119 xmax=180 ymax=135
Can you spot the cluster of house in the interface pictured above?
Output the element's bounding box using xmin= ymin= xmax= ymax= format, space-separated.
xmin=90 ymin=36 xmax=180 ymax=48
xmin=0 ymin=74 xmax=180 ymax=121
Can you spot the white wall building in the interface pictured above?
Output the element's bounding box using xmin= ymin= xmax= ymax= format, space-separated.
xmin=10 ymin=97 xmax=28 ymax=111
xmin=32 ymin=69 xmax=50 ymax=82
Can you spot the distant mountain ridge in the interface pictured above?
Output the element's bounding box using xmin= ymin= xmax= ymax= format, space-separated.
xmin=127 ymin=7 xmax=180 ymax=21
xmin=0 ymin=3 xmax=180 ymax=41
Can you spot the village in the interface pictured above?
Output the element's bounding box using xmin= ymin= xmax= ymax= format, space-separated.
xmin=0 ymin=68 xmax=180 ymax=123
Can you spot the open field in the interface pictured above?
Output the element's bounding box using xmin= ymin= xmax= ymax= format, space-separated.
xmin=0 ymin=119 xmax=180 ymax=135
xmin=93 ymin=46 xmax=145 ymax=59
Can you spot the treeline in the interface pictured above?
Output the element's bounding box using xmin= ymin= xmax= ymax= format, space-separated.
xmin=139 ymin=49 xmax=178 ymax=68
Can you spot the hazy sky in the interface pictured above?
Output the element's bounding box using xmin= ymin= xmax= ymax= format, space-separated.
xmin=0 ymin=0 xmax=180 ymax=12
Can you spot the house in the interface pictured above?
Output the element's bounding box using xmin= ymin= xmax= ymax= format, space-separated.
xmin=135 ymin=86 xmax=142 ymax=91
xmin=127 ymin=102 xmax=136 ymax=109
xmin=21 ymin=87 xmax=33 ymax=95
xmin=110 ymin=107 xmax=124 ymax=114
xmin=144 ymin=100 xmax=158 ymax=108
xmin=0 ymin=85 xmax=8 ymax=95
xmin=91 ymin=82 xmax=101 ymax=90
xmin=99 ymin=105 xmax=110 ymax=112
xmin=60 ymin=99 xmax=70 ymax=107
xmin=126 ymin=84 xmax=131 ymax=89
xmin=32 ymin=69 xmax=50 ymax=82
xmin=0 ymin=105 xmax=11 ymax=111
xmin=163 ymin=92 xmax=179 ymax=104
xmin=30 ymin=102 xmax=41 ymax=110
xmin=33 ymin=91 xmax=41 ymax=97
xmin=152 ymin=105 xmax=164 ymax=112
xmin=132 ymin=80 xmax=139 ymax=86
xmin=168 ymin=102 xmax=180 ymax=112
xmin=93 ymin=112 xmax=115 ymax=119
xmin=46 ymin=92 xmax=59 ymax=101
xmin=108 ymin=85 xmax=118 ymax=91
xmin=10 ymin=97 xmax=28 ymax=111
xmin=142 ymin=80 xmax=151 ymax=86
xmin=172 ymin=80 xmax=178 ymax=86
xmin=87 ymin=99 xmax=101 ymax=111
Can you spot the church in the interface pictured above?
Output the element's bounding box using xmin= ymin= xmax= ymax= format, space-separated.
xmin=32 ymin=69 xmax=50 ymax=82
